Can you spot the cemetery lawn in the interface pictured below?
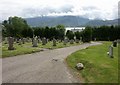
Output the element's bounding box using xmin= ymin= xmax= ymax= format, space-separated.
xmin=66 ymin=42 xmax=118 ymax=83
xmin=2 ymin=41 xmax=81 ymax=58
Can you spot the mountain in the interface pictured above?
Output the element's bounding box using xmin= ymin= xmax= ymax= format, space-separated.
xmin=25 ymin=16 xmax=118 ymax=27
xmin=25 ymin=16 xmax=89 ymax=27
xmin=85 ymin=19 xmax=118 ymax=26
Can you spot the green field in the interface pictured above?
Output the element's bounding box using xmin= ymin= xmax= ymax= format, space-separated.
xmin=2 ymin=41 xmax=81 ymax=58
xmin=66 ymin=42 xmax=118 ymax=83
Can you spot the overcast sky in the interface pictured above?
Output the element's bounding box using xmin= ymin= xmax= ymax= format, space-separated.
xmin=0 ymin=0 xmax=119 ymax=21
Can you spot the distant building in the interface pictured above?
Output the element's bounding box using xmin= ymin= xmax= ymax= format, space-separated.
xmin=65 ymin=27 xmax=85 ymax=33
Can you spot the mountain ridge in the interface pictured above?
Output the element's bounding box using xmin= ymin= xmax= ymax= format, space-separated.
xmin=23 ymin=16 xmax=118 ymax=27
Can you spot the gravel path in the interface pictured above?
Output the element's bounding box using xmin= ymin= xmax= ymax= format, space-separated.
xmin=2 ymin=42 xmax=101 ymax=83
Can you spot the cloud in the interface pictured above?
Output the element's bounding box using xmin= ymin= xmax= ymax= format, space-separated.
xmin=0 ymin=0 xmax=119 ymax=21
xmin=21 ymin=5 xmax=73 ymax=18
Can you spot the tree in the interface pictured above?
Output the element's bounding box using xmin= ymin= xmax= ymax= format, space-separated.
xmin=75 ymin=31 xmax=81 ymax=40
xmin=2 ymin=16 xmax=29 ymax=38
xmin=82 ymin=26 xmax=92 ymax=42
xmin=56 ymin=25 xmax=65 ymax=40
xmin=66 ymin=30 xmax=74 ymax=40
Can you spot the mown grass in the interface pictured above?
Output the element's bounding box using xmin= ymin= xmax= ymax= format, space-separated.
xmin=2 ymin=41 xmax=81 ymax=58
xmin=66 ymin=42 xmax=118 ymax=83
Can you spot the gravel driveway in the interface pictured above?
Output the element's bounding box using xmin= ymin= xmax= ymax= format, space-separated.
xmin=2 ymin=42 xmax=101 ymax=83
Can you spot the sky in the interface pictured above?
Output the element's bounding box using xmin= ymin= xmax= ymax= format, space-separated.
xmin=0 ymin=0 xmax=119 ymax=21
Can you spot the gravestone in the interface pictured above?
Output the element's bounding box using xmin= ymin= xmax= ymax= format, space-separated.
xmin=8 ymin=37 xmax=15 ymax=50
xmin=59 ymin=40 xmax=62 ymax=43
xmin=113 ymin=40 xmax=117 ymax=47
xmin=18 ymin=39 xmax=22 ymax=45
xmin=16 ymin=38 xmax=19 ymax=43
xmin=42 ymin=37 xmax=46 ymax=45
xmin=75 ymin=39 xmax=79 ymax=43
xmin=25 ymin=38 xmax=28 ymax=42
xmin=53 ymin=38 xmax=56 ymax=46
xmin=13 ymin=38 xmax=16 ymax=43
xmin=70 ymin=39 xmax=74 ymax=44
xmin=109 ymin=45 xmax=113 ymax=58
xmin=28 ymin=38 xmax=32 ymax=42
xmin=15 ymin=38 xmax=18 ymax=43
xmin=4 ymin=37 xmax=8 ymax=44
xmin=22 ymin=38 xmax=25 ymax=44
xmin=38 ymin=38 xmax=41 ymax=43
xmin=63 ymin=39 xmax=68 ymax=45
xmin=94 ymin=38 xmax=96 ymax=41
xmin=46 ymin=39 xmax=48 ymax=43
xmin=80 ymin=37 xmax=82 ymax=42
xmin=33 ymin=37 xmax=38 ymax=47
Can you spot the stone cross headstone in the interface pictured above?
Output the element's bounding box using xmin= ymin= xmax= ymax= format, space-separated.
xmin=53 ymin=38 xmax=56 ymax=46
xmin=109 ymin=45 xmax=113 ymax=58
xmin=33 ymin=37 xmax=38 ymax=47
xmin=70 ymin=39 xmax=74 ymax=44
xmin=8 ymin=37 xmax=15 ymax=50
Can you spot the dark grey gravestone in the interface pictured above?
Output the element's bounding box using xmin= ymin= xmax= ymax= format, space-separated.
xmin=8 ymin=37 xmax=15 ymax=50
xmin=16 ymin=38 xmax=19 ymax=43
xmin=113 ymin=40 xmax=117 ymax=47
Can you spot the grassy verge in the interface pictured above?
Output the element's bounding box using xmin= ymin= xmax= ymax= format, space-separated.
xmin=2 ymin=41 xmax=81 ymax=58
xmin=66 ymin=42 xmax=118 ymax=83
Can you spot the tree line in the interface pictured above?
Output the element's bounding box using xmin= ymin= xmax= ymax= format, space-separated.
xmin=2 ymin=16 xmax=65 ymax=40
xmin=66 ymin=26 xmax=120 ymax=42
xmin=2 ymin=16 xmax=120 ymax=42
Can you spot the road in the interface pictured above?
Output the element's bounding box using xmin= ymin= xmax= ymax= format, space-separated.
xmin=2 ymin=42 xmax=101 ymax=83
